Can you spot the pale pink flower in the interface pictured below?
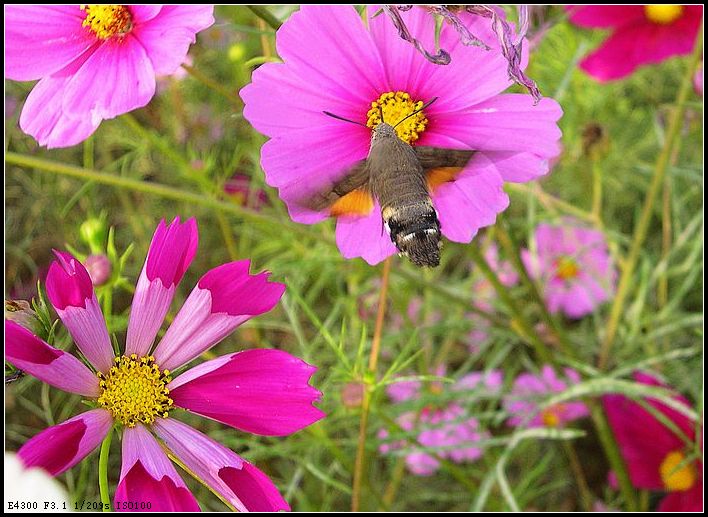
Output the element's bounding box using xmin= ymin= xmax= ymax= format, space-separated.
xmin=5 ymin=5 xmax=214 ymax=148
xmin=504 ymin=365 xmax=589 ymax=428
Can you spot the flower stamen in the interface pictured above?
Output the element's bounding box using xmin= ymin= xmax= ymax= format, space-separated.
xmin=644 ymin=5 xmax=684 ymax=25
xmin=366 ymin=91 xmax=428 ymax=144
xmin=659 ymin=450 xmax=697 ymax=491
xmin=97 ymin=354 xmax=173 ymax=427
xmin=554 ymin=257 xmax=580 ymax=281
xmin=81 ymin=5 xmax=133 ymax=39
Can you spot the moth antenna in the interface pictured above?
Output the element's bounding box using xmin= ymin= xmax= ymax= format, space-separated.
xmin=393 ymin=96 xmax=439 ymax=129
xmin=379 ymin=105 xmax=385 ymax=124
xmin=322 ymin=111 xmax=369 ymax=128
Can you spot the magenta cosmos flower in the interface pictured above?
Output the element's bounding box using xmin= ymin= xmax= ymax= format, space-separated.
xmin=5 ymin=5 xmax=214 ymax=148
xmin=604 ymin=372 xmax=702 ymax=512
xmin=568 ymin=5 xmax=703 ymax=82
xmin=522 ymin=221 xmax=616 ymax=319
xmin=504 ymin=365 xmax=589 ymax=428
xmin=379 ymin=369 xmax=502 ymax=475
xmin=5 ymin=218 xmax=324 ymax=511
xmin=240 ymin=5 xmax=562 ymax=265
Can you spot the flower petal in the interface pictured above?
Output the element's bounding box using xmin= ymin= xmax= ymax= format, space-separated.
xmin=152 ymin=418 xmax=289 ymax=512
xmin=335 ymin=199 xmax=397 ymax=265
xmin=18 ymin=75 xmax=101 ymax=149
xmin=46 ymin=251 xmax=113 ymax=373
xmin=4 ymin=5 xmax=95 ymax=81
xmin=5 ymin=320 xmax=99 ymax=397
xmin=132 ymin=5 xmax=214 ymax=75
xmin=125 ymin=217 xmax=198 ymax=357
xmin=152 ymin=261 xmax=285 ymax=371
xmin=62 ymin=34 xmax=156 ymax=120
xmin=18 ymin=409 xmax=113 ymax=476
xmin=567 ymin=6 xmax=645 ymax=29
xmin=115 ymin=425 xmax=199 ymax=512
xmin=169 ymin=349 xmax=324 ymax=436
xmin=657 ymin=484 xmax=703 ymax=512
xmin=432 ymin=154 xmax=509 ymax=243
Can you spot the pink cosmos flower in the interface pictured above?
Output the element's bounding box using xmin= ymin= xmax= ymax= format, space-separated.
xmin=380 ymin=369 xmax=502 ymax=475
xmin=522 ymin=222 xmax=616 ymax=319
xmin=603 ymin=372 xmax=702 ymax=512
xmin=5 ymin=5 xmax=214 ymax=148
xmin=5 ymin=217 xmax=324 ymax=511
xmin=240 ymin=6 xmax=562 ymax=265
xmin=504 ymin=365 xmax=589 ymax=428
xmin=567 ymin=5 xmax=703 ymax=82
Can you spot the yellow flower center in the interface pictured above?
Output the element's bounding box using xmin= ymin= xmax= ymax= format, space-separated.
xmin=644 ymin=5 xmax=684 ymax=25
xmin=541 ymin=406 xmax=563 ymax=427
xmin=554 ymin=257 xmax=580 ymax=281
xmin=97 ymin=355 xmax=173 ymax=428
xmin=659 ymin=451 xmax=697 ymax=492
xmin=366 ymin=91 xmax=429 ymax=144
xmin=81 ymin=5 xmax=133 ymax=39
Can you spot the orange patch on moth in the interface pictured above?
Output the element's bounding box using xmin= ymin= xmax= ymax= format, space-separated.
xmin=330 ymin=189 xmax=374 ymax=217
xmin=427 ymin=167 xmax=462 ymax=191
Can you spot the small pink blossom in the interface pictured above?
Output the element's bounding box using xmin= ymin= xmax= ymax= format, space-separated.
xmin=5 ymin=5 xmax=214 ymax=148
xmin=567 ymin=5 xmax=702 ymax=82
xmin=522 ymin=221 xmax=616 ymax=319
xmin=380 ymin=369 xmax=501 ymax=475
xmin=5 ymin=218 xmax=324 ymax=511
xmin=504 ymin=365 xmax=589 ymax=428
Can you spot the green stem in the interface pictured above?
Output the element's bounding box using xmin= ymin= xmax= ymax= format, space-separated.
xmin=468 ymin=246 xmax=554 ymax=364
xmin=5 ymin=152 xmax=330 ymax=245
xmin=99 ymin=428 xmax=113 ymax=512
xmin=247 ymin=5 xmax=282 ymax=30
xmin=180 ymin=64 xmax=241 ymax=105
xmin=598 ymin=24 xmax=703 ymax=369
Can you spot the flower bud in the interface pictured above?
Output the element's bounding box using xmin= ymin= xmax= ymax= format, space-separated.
xmin=84 ymin=254 xmax=112 ymax=286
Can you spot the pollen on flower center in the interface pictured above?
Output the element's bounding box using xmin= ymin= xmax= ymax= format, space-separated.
xmin=659 ymin=450 xmax=697 ymax=491
xmin=644 ymin=5 xmax=684 ymax=25
xmin=541 ymin=405 xmax=563 ymax=427
xmin=554 ymin=257 xmax=580 ymax=281
xmin=97 ymin=354 xmax=173 ymax=427
xmin=366 ymin=91 xmax=429 ymax=144
xmin=81 ymin=5 xmax=133 ymax=39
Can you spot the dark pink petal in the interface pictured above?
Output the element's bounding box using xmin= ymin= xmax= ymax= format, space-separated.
xmin=62 ymin=34 xmax=156 ymax=120
xmin=335 ymin=199 xmax=397 ymax=265
xmin=169 ymin=349 xmax=325 ymax=436
xmin=132 ymin=5 xmax=214 ymax=75
xmin=566 ymin=6 xmax=645 ymax=29
xmin=46 ymin=250 xmax=93 ymax=310
xmin=125 ymin=218 xmax=198 ymax=357
xmin=657 ymin=483 xmax=703 ymax=512
xmin=18 ymin=409 xmax=113 ymax=476
xmin=46 ymin=251 xmax=113 ymax=372
xmin=115 ymin=425 xmax=199 ymax=512
xmin=4 ymin=5 xmax=96 ymax=81
xmin=219 ymin=461 xmax=290 ymax=512
xmin=580 ymin=10 xmax=702 ymax=82
xmin=152 ymin=261 xmax=285 ymax=371
xmin=5 ymin=321 xmax=99 ymax=397
xmin=18 ymin=75 xmax=101 ymax=149
xmin=153 ymin=418 xmax=289 ymax=512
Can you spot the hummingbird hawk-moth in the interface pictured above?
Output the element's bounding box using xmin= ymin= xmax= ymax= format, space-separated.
xmin=305 ymin=98 xmax=475 ymax=268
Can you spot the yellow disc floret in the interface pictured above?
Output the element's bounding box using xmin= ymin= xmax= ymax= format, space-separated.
xmin=366 ymin=91 xmax=429 ymax=144
xmin=644 ymin=5 xmax=684 ymax=25
xmin=554 ymin=257 xmax=580 ymax=281
xmin=81 ymin=5 xmax=133 ymax=39
xmin=659 ymin=450 xmax=697 ymax=492
xmin=97 ymin=355 xmax=173 ymax=428
xmin=541 ymin=406 xmax=563 ymax=427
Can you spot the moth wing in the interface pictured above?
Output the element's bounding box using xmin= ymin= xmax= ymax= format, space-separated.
xmin=414 ymin=147 xmax=476 ymax=191
xmin=414 ymin=146 xmax=476 ymax=169
xmin=301 ymin=160 xmax=372 ymax=212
